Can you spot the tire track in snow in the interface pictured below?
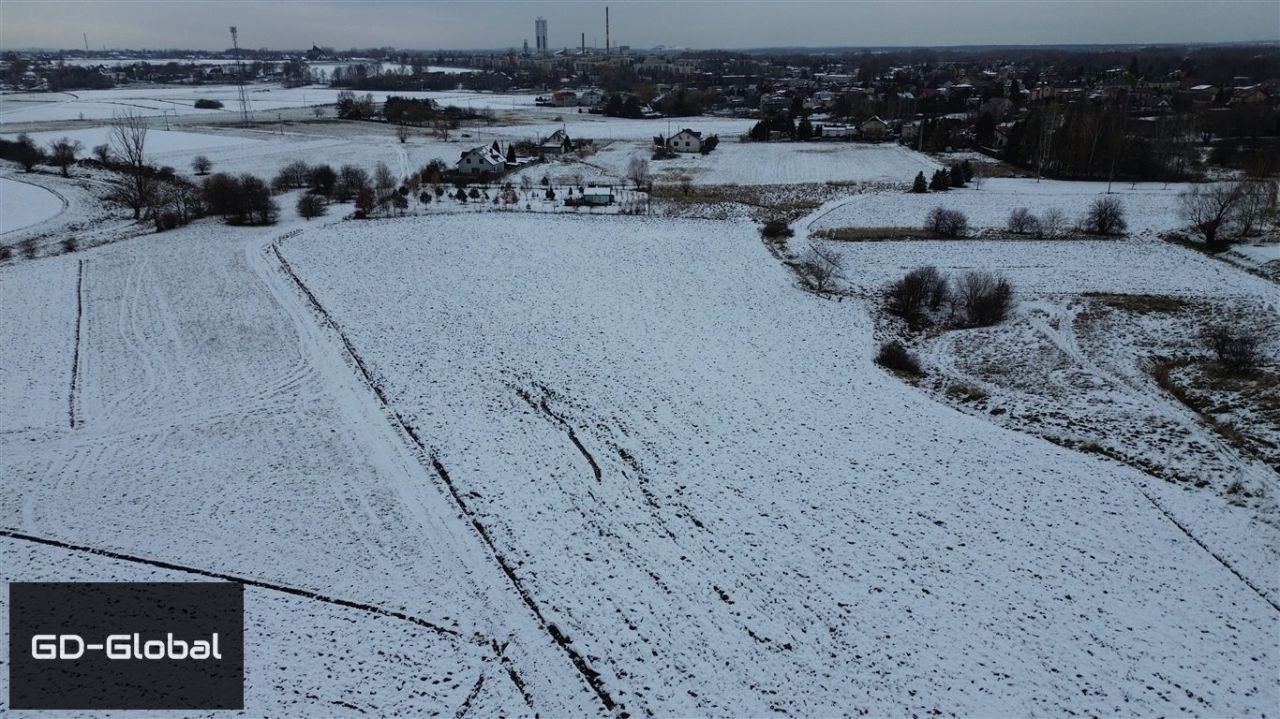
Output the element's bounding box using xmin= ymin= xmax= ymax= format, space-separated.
xmin=0 ymin=528 xmax=471 ymax=639
xmin=1021 ymin=301 xmax=1280 ymax=613
xmin=267 ymin=240 xmax=620 ymax=717
xmin=514 ymin=385 xmax=603 ymax=482
xmin=69 ymin=258 xmax=85 ymax=429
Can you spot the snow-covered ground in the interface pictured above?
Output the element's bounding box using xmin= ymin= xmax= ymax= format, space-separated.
xmin=820 ymin=235 xmax=1278 ymax=297
xmin=1 ymin=89 xmax=1276 ymax=716
xmin=810 ymin=177 xmax=1190 ymax=236
xmin=530 ymin=139 xmax=940 ymax=186
xmin=0 ymin=85 xmax=542 ymax=126
xmin=0 ymin=214 xmax=604 ymax=716
xmin=1 ymin=126 xmax=264 ymax=160
xmin=0 ymin=175 xmax=64 ymax=234
xmin=272 ymin=213 xmax=1277 ymax=717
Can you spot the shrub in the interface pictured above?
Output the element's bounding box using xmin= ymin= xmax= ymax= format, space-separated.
xmin=1203 ymin=325 xmax=1262 ymax=374
xmin=1040 ymin=208 xmax=1068 ymax=238
xmin=886 ymin=266 xmax=948 ymax=327
xmin=20 ymin=238 xmax=38 ymax=259
xmin=3 ymin=133 xmax=45 ymax=171
xmin=798 ymin=243 xmax=843 ymax=292
xmin=926 ymin=207 xmax=968 ymax=238
xmin=957 ymin=271 xmax=1013 ymax=327
xmin=194 ymin=98 xmax=224 ymax=109
xmin=761 ymin=219 xmax=794 ymax=240
xmin=1007 ymin=207 xmax=1039 ymax=235
xmin=62 ymin=237 xmax=78 ymax=253
xmin=876 ymin=341 xmax=922 ymax=376
xmin=1082 ymin=196 xmax=1127 ymax=235
xmin=0 ymin=245 xmax=11 ymax=261
xmin=297 ymin=193 xmax=327 ymax=220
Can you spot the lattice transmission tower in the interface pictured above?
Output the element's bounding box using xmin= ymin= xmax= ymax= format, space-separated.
xmin=229 ymin=26 xmax=253 ymax=126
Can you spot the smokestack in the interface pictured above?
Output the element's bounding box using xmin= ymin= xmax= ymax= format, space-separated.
xmin=605 ymin=6 xmax=610 ymax=55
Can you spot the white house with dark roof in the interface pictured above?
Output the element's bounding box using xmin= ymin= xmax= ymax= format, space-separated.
xmin=666 ymin=128 xmax=703 ymax=153
xmin=456 ymin=145 xmax=507 ymax=176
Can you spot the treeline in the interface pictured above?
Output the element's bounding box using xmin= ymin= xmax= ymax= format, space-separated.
xmin=335 ymin=91 xmax=479 ymax=129
xmin=329 ymin=64 xmax=511 ymax=92
xmin=1001 ymin=103 xmax=1202 ymax=182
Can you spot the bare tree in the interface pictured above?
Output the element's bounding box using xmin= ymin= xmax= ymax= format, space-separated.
xmin=108 ymin=111 xmax=153 ymax=219
xmin=109 ymin=111 xmax=148 ymax=170
xmin=926 ymin=207 xmax=968 ymax=238
xmin=373 ymin=161 xmax=397 ymax=199
xmin=956 ymin=271 xmax=1013 ymax=327
xmin=395 ymin=124 xmax=410 ymax=144
xmin=1180 ymin=183 xmax=1243 ymax=249
xmin=1082 ymin=196 xmax=1127 ymax=236
xmin=626 ymin=156 xmax=650 ymax=189
xmin=92 ymin=143 xmax=112 ymax=164
xmin=1007 ymin=207 xmax=1038 ymax=235
xmin=191 ymin=155 xmax=212 ymax=175
xmin=312 ymin=105 xmax=326 ymax=119
xmin=47 ymin=136 xmax=83 ymax=177
xmin=1040 ymin=208 xmax=1068 ymax=238
xmin=1232 ymin=180 xmax=1274 ymax=238
xmin=799 ymin=242 xmax=843 ymax=293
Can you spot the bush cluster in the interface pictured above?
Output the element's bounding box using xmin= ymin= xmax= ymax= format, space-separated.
xmin=885 ymin=265 xmax=1013 ymax=329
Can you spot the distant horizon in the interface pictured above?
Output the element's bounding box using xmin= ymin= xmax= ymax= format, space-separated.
xmin=2 ymin=0 xmax=1277 ymax=55
xmin=6 ymin=39 xmax=1279 ymax=56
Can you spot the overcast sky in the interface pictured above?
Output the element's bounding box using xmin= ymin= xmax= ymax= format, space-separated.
xmin=2 ymin=1 xmax=1277 ymax=52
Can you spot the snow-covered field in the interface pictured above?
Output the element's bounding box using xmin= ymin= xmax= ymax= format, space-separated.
xmin=555 ymin=139 xmax=940 ymax=186
xmin=270 ymin=213 xmax=1276 ymax=717
xmin=2 ymin=126 xmax=264 ymax=159
xmin=0 ymin=216 xmax=604 ymax=716
xmin=1 ymin=84 xmax=1277 ymax=716
xmin=0 ymin=175 xmax=64 ymax=234
xmin=0 ymin=85 xmax=543 ymax=126
xmin=810 ymin=177 xmax=1190 ymax=236
xmin=821 ymin=235 xmax=1278 ymax=297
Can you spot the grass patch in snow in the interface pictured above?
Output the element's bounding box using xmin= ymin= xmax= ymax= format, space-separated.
xmin=813 ymin=226 xmax=924 ymax=241
xmin=1151 ymin=357 xmax=1280 ymax=476
xmin=1082 ymin=292 xmax=1188 ymax=314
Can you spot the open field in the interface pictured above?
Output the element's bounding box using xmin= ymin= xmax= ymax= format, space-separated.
xmin=810 ymin=177 xmax=1192 ymax=237
xmin=1 ymin=79 xmax=1277 ymax=716
xmin=0 ymin=176 xmax=65 ymax=234
xmin=275 ymin=213 xmax=1277 ymax=717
